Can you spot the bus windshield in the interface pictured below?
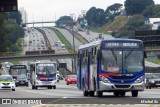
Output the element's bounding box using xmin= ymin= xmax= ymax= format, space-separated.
xmin=36 ymin=63 xmax=56 ymax=75
xmin=101 ymin=49 xmax=143 ymax=73
xmin=9 ymin=65 xmax=27 ymax=76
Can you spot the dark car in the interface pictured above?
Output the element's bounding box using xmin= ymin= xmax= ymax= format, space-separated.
xmin=57 ymin=75 xmax=63 ymax=80
xmin=145 ymin=73 xmax=160 ymax=89
xmin=66 ymin=75 xmax=77 ymax=85
xmin=15 ymin=75 xmax=29 ymax=87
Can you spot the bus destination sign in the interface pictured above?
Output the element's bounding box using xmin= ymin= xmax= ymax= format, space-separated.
xmin=104 ymin=42 xmax=141 ymax=48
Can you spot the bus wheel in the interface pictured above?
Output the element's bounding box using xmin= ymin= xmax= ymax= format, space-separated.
xmin=83 ymin=85 xmax=88 ymax=96
xmin=114 ymin=92 xmax=119 ymax=97
xmin=97 ymin=91 xmax=103 ymax=97
xmin=89 ymin=91 xmax=94 ymax=97
xmin=119 ymin=92 xmax=126 ymax=96
xmin=132 ymin=91 xmax=138 ymax=97
xmin=48 ymin=86 xmax=52 ymax=89
xmin=53 ymin=86 xmax=56 ymax=89
xmin=146 ymin=86 xmax=148 ymax=89
xmin=35 ymin=86 xmax=38 ymax=89
xmin=32 ymin=85 xmax=34 ymax=89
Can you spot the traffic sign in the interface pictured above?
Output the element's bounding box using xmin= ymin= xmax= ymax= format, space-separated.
xmin=149 ymin=55 xmax=156 ymax=59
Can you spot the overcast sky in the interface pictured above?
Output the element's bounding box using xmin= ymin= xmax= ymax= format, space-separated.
xmin=18 ymin=0 xmax=160 ymax=22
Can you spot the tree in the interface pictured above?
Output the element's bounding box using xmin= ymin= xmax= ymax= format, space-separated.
xmin=85 ymin=7 xmax=106 ymax=27
xmin=0 ymin=13 xmax=24 ymax=52
xmin=7 ymin=11 xmax=22 ymax=25
xmin=55 ymin=16 xmax=73 ymax=27
xmin=143 ymin=4 xmax=160 ymax=18
xmin=106 ymin=3 xmax=123 ymax=14
xmin=125 ymin=0 xmax=154 ymax=15
xmin=115 ymin=15 xmax=151 ymax=38
xmin=85 ymin=7 xmax=97 ymax=26
xmin=0 ymin=13 xmax=8 ymax=52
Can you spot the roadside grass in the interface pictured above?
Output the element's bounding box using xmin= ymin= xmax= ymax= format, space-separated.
xmin=9 ymin=60 xmax=20 ymax=64
xmin=49 ymin=28 xmax=75 ymax=53
xmin=146 ymin=56 xmax=160 ymax=64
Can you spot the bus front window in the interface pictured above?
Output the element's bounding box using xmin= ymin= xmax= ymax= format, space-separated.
xmin=36 ymin=63 xmax=56 ymax=75
xmin=101 ymin=50 xmax=143 ymax=73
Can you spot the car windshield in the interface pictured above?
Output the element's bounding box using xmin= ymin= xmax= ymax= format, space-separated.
xmin=101 ymin=50 xmax=144 ymax=73
xmin=0 ymin=76 xmax=13 ymax=81
xmin=147 ymin=74 xmax=160 ymax=79
xmin=9 ymin=69 xmax=27 ymax=76
xmin=68 ymin=75 xmax=77 ymax=78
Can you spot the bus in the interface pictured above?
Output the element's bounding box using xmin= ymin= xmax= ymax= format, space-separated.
xmin=77 ymin=38 xmax=147 ymax=97
xmin=29 ymin=61 xmax=58 ymax=89
xmin=9 ymin=65 xmax=28 ymax=79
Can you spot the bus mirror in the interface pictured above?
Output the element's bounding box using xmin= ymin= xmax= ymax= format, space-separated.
xmin=97 ymin=50 xmax=102 ymax=60
xmin=144 ymin=51 xmax=147 ymax=58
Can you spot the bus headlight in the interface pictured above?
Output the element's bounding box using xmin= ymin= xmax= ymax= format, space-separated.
xmin=134 ymin=76 xmax=144 ymax=83
xmin=100 ymin=76 xmax=110 ymax=83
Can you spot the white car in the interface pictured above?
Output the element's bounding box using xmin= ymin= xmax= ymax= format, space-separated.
xmin=0 ymin=75 xmax=15 ymax=91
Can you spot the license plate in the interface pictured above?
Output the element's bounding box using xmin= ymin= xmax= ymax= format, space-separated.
xmin=42 ymin=81 xmax=51 ymax=84
xmin=156 ymin=84 xmax=160 ymax=85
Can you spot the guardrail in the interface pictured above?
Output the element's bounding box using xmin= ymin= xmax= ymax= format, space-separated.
xmin=25 ymin=50 xmax=55 ymax=55
xmin=36 ymin=28 xmax=52 ymax=50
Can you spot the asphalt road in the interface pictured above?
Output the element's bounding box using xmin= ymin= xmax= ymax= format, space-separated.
xmin=1 ymin=80 xmax=160 ymax=107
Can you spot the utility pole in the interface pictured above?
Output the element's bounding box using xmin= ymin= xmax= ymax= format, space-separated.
xmin=70 ymin=13 xmax=76 ymax=73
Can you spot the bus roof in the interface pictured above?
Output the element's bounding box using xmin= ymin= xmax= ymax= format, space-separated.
xmin=79 ymin=38 xmax=143 ymax=50
xmin=29 ymin=61 xmax=56 ymax=65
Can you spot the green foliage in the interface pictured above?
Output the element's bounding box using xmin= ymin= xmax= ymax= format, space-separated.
xmin=114 ymin=15 xmax=152 ymax=38
xmin=105 ymin=3 xmax=123 ymax=14
xmin=146 ymin=55 xmax=160 ymax=64
xmin=125 ymin=0 xmax=154 ymax=15
xmin=7 ymin=11 xmax=22 ymax=25
xmin=0 ymin=13 xmax=24 ymax=53
xmin=85 ymin=7 xmax=106 ymax=27
xmin=143 ymin=4 xmax=160 ymax=17
xmin=56 ymin=16 xmax=73 ymax=27
xmin=49 ymin=28 xmax=73 ymax=53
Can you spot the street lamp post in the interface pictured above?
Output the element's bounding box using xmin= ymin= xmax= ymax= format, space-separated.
xmin=70 ymin=14 xmax=76 ymax=73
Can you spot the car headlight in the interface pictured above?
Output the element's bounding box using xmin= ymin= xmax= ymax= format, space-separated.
xmin=150 ymin=80 xmax=155 ymax=83
xmin=134 ymin=76 xmax=144 ymax=83
xmin=67 ymin=79 xmax=70 ymax=81
xmin=100 ymin=76 xmax=110 ymax=83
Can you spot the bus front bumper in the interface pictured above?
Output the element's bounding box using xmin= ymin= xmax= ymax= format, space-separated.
xmin=35 ymin=80 xmax=57 ymax=87
xmin=99 ymin=81 xmax=145 ymax=92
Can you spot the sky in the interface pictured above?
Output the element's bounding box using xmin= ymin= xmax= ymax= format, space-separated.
xmin=18 ymin=0 xmax=160 ymax=23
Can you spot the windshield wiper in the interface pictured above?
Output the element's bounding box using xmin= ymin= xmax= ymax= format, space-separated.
xmin=111 ymin=49 xmax=117 ymax=66
xmin=125 ymin=49 xmax=133 ymax=59
xmin=46 ymin=66 xmax=51 ymax=75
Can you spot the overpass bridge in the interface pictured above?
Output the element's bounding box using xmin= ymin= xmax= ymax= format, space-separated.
xmin=146 ymin=49 xmax=160 ymax=55
xmin=22 ymin=21 xmax=56 ymax=27
xmin=0 ymin=53 xmax=77 ymax=62
xmin=23 ymin=21 xmax=56 ymax=25
xmin=0 ymin=53 xmax=160 ymax=68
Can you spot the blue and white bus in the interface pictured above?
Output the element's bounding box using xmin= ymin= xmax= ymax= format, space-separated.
xmin=77 ymin=38 xmax=147 ymax=97
xmin=29 ymin=61 xmax=58 ymax=89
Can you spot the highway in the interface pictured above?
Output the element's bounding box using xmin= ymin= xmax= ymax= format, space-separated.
xmin=1 ymin=80 xmax=160 ymax=107
xmin=1 ymin=27 xmax=160 ymax=107
xmin=40 ymin=27 xmax=73 ymax=72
